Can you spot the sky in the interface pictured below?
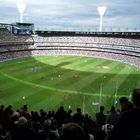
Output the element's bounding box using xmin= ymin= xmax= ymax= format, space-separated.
xmin=0 ymin=0 xmax=140 ymax=31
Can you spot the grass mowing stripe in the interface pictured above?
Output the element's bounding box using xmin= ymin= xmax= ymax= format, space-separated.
xmin=0 ymin=56 xmax=72 ymax=72
xmin=47 ymin=57 xmax=99 ymax=86
xmin=0 ymin=57 xmax=36 ymax=67
xmin=6 ymin=56 xmax=81 ymax=81
xmin=31 ymin=56 xmax=68 ymax=63
xmin=62 ymin=57 xmax=111 ymax=72
xmin=0 ymin=70 xmax=126 ymax=97
xmin=19 ymin=56 xmax=97 ymax=86
xmin=89 ymin=63 xmax=126 ymax=93
xmin=29 ymin=56 xmax=83 ymax=80
xmin=76 ymin=58 xmax=113 ymax=72
xmin=0 ymin=71 xmax=84 ymax=95
xmin=79 ymin=62 xmax=127 ymax=108
xmin=117 ymin=70 xmax=140 ymax=95
xmin=70 ymin=59 xmax=115 ymax=92
xmin=27 ymin=90 xmax=65 ymax=111
xmin=53 ymin=58 xmax=112 ymax=89
xmin=103 ymin=65 xmax=135 ymax=96
xmin=102 ymin=64 xmax=137 ymax=107
xmin=81 ymin=62 xmax=124 ymax=107
xmin=35 ymin=56 xmax=78 ymax=66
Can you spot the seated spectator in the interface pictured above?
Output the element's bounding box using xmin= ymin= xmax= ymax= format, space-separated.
xmin=102 ymin=119 xmax=114 ymax=140
xmin=13 ymin=116 xmax=37 ymax=140
xmin=38 ymin=119 xmax=59 ymax=140
xmin=60 ymin=122 xmax=86 ymax=140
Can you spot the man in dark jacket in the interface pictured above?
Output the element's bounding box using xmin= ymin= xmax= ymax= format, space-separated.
xmin=109 ymin=89 xmax=140 ymax=140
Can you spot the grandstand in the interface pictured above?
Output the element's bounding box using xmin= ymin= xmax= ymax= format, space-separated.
xmin=0 ymin=29 xmax=140 ymax=67
xmin=0 ymin=28 xmax=34 ymax=46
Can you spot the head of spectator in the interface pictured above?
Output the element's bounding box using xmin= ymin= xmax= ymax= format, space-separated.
xmin=77 ymin=108 xmax=82 ymax=114
xmin=23 ymin=104 xmax=28 ymax=111
xmin=44 ymin=119 xmax=52 ymax=130
xmin=0 ymin=105 xmax=4 ymax=110
xmin=15 ymin=116 xmax=28 ymax=126
xmin=60 ymin=123 xmax=86 ymax=140
xmin=100 ymin=106 xmax=105 ymax=112
xmin=8 ymin=104 xmax=13 ymax=108
xmin=132 ymin=89 xmax=140 ymax=109
xmin=119 ymin=97 xmax=133 ymax=112
xmin=110 ymin=106 xmax=116 ymax=112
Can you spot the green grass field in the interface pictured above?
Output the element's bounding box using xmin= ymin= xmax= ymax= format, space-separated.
xmin=0 ymin=56 xmax=140 ymax=117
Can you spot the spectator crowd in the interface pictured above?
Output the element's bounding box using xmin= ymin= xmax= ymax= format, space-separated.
xmin=0 ymin=89 xmax=140 ymax=140
xmin=0 ymin=35 xmax=140 ymax=67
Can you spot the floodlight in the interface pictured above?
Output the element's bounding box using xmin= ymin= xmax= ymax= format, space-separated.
xmin=97 ymin=6 xmax=106 ymax=32
xmin=17 ymin=1 xmax=26 ymax=23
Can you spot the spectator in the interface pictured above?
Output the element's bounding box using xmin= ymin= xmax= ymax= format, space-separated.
xmin=119 ymin=97 xmax=133 ymax=113
xmin=109 ymin=89 xmax=140 ymax=140
xmin=60 ymin=123 xmax=86 ymax=140
xmin=1 ymin=105 xmax=13 ymax=129
xmin=55 ymin=106 xmax=67 ymax=127
xmin=107 ymin=106 xmax=120 ymax=125
xmin=96 ymin=106 xmax=106 ymax=129
xmin=102 ymin=119 xmax=114 ymax=140
xmin=0 ymin=105 xmax=4 ymax=121
xmin=20 ymin=105 xmax=32 ymax=120
xmin=13 ymin=116 xmax=37 ymax=140
xmin=38 ymin=119 xmax=59 ymax=140
xmin=72 ymin=108 xmax=84 ymax=125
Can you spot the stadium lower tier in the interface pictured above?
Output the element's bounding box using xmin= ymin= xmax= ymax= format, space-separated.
xmin=0 ymin=49 xmax=140 ymax=68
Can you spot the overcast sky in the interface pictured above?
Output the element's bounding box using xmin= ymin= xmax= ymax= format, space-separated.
xmin=0 ymin=0 xmax=140 ymax=31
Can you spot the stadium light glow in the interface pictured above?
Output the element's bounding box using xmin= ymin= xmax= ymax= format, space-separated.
xmin=97 ymin=6 xmax=106 ymax=32
xmin=17 ymin=1 xmax=26 ymax=23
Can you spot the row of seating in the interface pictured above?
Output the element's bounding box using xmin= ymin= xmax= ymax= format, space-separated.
xmin=0 ymin=28 xmax=34 ymax=45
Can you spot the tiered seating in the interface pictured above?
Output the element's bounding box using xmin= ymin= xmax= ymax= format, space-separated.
xmin=0 ymin=28 xmax=34 ymax=45
xmin=0 ymin=33 xmax=140 ymax=67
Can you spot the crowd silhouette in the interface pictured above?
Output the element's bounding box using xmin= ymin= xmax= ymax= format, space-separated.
xmin=0 ymin=89 xmax=140 ymax=140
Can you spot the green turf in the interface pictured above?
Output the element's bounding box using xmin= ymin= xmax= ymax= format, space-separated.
xmin=0 ymin=56 xmax=140 ymax=117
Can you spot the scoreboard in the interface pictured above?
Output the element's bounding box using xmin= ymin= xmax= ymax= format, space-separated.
xmin=12 ymin=23 xmax=34 ymax=35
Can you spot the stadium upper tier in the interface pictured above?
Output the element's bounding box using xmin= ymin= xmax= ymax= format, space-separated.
xmin=0 ymin=28 xmax=34 ymax=45
xmin=0 ymin=30 xmax=140 ymax=67
xmin=34 ymin=36 xmax=140 ymax=57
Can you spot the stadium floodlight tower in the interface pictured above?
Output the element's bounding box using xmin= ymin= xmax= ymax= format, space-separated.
xmin=97 ymin=6 xmax=106 ymax=32
xmin=17 ymin=0 xmax=26 ymax=23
